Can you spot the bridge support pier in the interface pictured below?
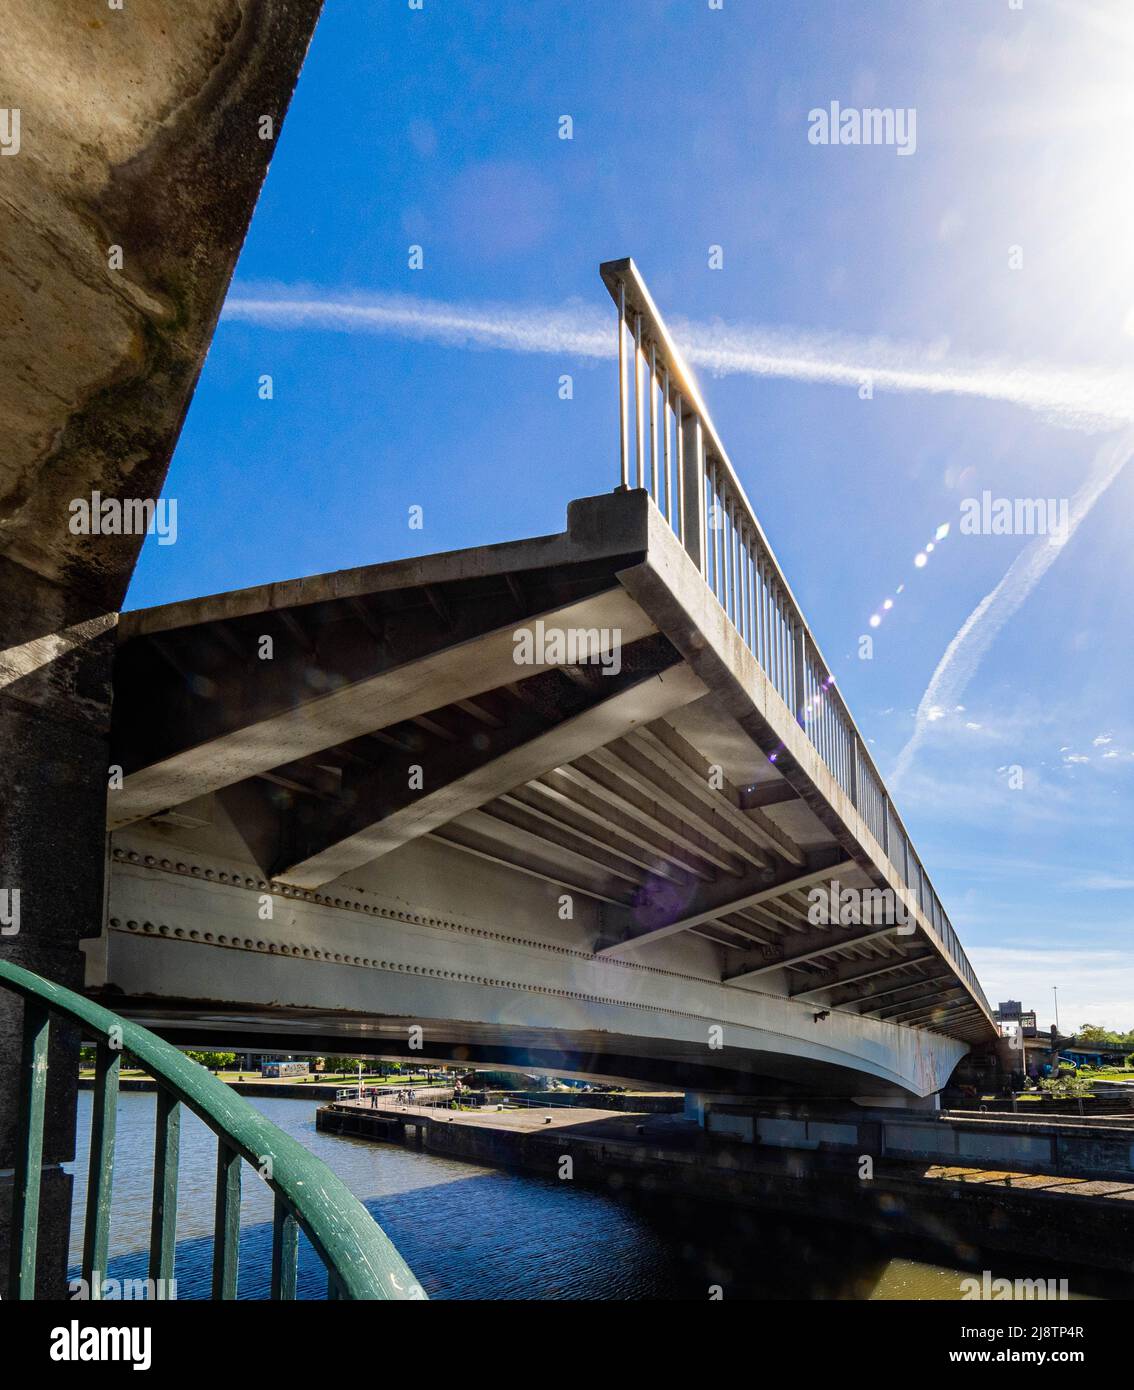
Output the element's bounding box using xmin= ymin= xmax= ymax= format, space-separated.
xmin=0 ymin=567 xmax=109 ymax=1297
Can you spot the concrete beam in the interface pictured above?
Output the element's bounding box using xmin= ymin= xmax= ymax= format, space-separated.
xmin=741 ymin=782 xmax=799 ymax=809
xmin=788 ymin=951 xmax=936 ymax=999
xmin=626 ymin=723 xmax=804 ymax=865
xmin=109 ymin=589 xmax=655 ymax=829
xmin=431 ymin=812 xmax=631 ymax=907
xmin=277 ymin=662 xmax=707 ymax=887
xmin=880 ymin=991 xmax=971 ymax=1024
xmin=101 ymin=833 xmax=971 ymax=1098
xmin=596 ymin=859 xmax=856 ymax=957
xmin=724 ymin=924 xmax=900 ymax=985
xmin=828 ymin=969 xmax=954 ymax=1009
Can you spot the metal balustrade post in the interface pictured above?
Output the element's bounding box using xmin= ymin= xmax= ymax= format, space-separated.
xmin=680 ymin=412 xmax=705 ymax=572
xmin=149 ymin=1089 xmax=180 ymax=1292
xmin=662 ymin=367 xmax=672 ymax=524
xmin=10 ymin=1002 xmax=49 ymax=1300
xmin=649 ymin=341 xmax=659 ymax=501
xmin=709 ymin=463 xmax=721 ymax=599
xmin=793 ymin=624 xmax=807 ymax=729
xmin=729 ymin=504 xmax=739 ymax=627
xmin=850 ymin=734 xmax=860 ymax=810
xmin=212 ymin=1141 xmax=241 ymax=1299
xmin=82 ymin=1041 xmax=121 ymax=1298
xmin=271 ymin=1196 xmax=299 ymax=1301
xmin=616 ymin=281 xmax=628 ymax=489
xmin=633 ymin=313 xmax=644 ymax=488
xmin=675 ymin=395 xmax=685 ymax=544
xmin=739 ymin=528 xmax=750 ymax=646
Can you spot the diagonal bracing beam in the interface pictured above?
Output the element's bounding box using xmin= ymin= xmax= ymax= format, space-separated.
xmin=276 ymin=662 xmax=707 ymax=887
xmin=723 ymin=920 xmax=902 ymax=985
xmin=596 ymin=859 xmax=856 ymax=957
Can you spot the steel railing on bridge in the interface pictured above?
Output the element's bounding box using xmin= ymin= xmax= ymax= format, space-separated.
xmin=600 ymin=258 xmax=989 ymax=1018
xmin=0 ymin=959 xmax=426 ymax=1300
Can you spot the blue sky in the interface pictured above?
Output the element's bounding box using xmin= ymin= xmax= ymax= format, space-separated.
xmin=128 ymin=0 xmax=1134 ymax=1031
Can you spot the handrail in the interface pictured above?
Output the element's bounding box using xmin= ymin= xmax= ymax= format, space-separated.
xmin=600 ymin=257 xmax=990 ymax=1021
xmin=0 ymin=959 xmax=426 ymax=1301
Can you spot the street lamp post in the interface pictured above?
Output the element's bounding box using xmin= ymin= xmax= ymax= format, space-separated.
xmin=1053 ymin=986 xmax=1060 ymax=1035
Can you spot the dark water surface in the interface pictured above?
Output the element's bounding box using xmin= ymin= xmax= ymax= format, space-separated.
xmin=67 ymin=1092 xmax=1121 ymax=1300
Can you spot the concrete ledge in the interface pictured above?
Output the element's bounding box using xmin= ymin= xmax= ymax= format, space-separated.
xmin=705 ymin=1102 xmax=1134 ymax=1180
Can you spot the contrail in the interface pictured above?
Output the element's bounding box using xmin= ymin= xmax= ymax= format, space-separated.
xmin=222 ymin=290 xmax=611 ymax=362
xmin=221 ymin=286 xmax=1134 ymax=433
xmin=890 ymin=428 xmax=1134 ymax=787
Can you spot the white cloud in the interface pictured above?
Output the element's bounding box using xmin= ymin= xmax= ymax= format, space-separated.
xmin=220 ymin=285 xmax=1134 ymax=432
xmin=967 ymin=945 xmax=1134 ymax=1032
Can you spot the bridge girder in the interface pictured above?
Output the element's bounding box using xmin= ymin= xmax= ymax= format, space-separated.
xmin=101 ymin=490 xmax=995 ymax=1103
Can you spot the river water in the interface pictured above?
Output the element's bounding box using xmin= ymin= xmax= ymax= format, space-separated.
xmin=66 ymin=1091 xmax=1118 ymax=1300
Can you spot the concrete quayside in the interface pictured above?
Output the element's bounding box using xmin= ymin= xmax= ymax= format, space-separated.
xmin=317 ymin=1095 xmax=1134 ymax=1275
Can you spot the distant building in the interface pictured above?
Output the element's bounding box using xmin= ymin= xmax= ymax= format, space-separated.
xmin=994 ymin=1000 xmax=1037 ymax=1039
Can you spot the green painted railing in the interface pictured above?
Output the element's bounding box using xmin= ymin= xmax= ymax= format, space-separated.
xmin=0 ymin=959 xmax=426 ymax=1301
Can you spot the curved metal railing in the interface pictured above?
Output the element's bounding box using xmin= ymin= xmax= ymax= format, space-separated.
xmin=0 ymin=958 xmax=426 ymax=1300
xmin=600 ymin=256 xmax=990 ymax=1021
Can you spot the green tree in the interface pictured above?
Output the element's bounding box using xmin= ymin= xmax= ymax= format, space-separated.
xmin=1074 ymin=1024 xmax=1121 ymax=1046
xmin=184 ymin=1050 xmax=236 ymax=1071
xmin=323 ymin=1057 xmax=367 ymax=1074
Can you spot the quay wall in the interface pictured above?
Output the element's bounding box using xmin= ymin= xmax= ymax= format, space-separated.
xmin=315 ymin=1103 xmax=1134 ymax=1272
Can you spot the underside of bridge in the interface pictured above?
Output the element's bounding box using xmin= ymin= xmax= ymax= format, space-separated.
xmin=96 ymin=489 xmax=994 ymax=1100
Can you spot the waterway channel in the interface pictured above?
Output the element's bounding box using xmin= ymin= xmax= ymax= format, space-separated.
xmin=68 ymin=1092 xmax=1124 ymax=1300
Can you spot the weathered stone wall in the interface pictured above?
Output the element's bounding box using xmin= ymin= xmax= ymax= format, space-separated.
xmin=0 ymin=0 xmax=323 ymax=1296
